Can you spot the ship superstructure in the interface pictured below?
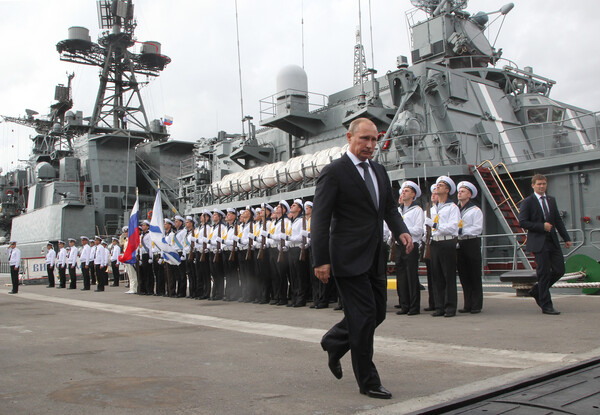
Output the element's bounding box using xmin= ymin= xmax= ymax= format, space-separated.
xmin=178 ymin=0 xmax=600 ymax=271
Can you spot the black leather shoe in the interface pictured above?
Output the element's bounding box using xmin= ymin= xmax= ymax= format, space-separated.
xmin=277 ymin=301 xmax=288 ymax=306
xmin=321 ymin=343 xmax=342 ymax=380
xmin=47 ymin=285 xmax=54 ymax=288
xmin=431 ymin=311 xmax=444 ymax=317
xmin=444 ymin=312 xmax=456 ymax=318
xmin=393 ymin=304 xmax=401 ymax=309
xmin=395 ymin=309 xmax=408 ymax=315
xmin=407 ymin=310 xmax=420 ymax=316
xmin=424 ymin=306 xmax=435 ymax=312
xmin=94 ymin=289 xmax=104 ymax=292
xmin=542 ymin=308 xmax=561 ymax=315
xmin=333 ymin=305 xmax=343 ymax=311
xmin=315 ymin=303 xmax=329 ymax=309
xmin=293 ymin=303 xmax=306 ymax=308
xmin=458 ymin=308 xmax=471 ymax=313
xmin=361 ymin=385 xmax=392 ymax=399
xmin=80 ymin=288 xmax=90 ymax=291
xmin=8 ymin=291 xmax=17 ymax=294
xmin=470 ymin=309 xmax=481 ymax=314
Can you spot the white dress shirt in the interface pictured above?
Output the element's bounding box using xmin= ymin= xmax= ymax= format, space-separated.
xmin=9 ymin=247 xmax=21 ymax=267
xmin=68 ymin=246 xmax=78 ymax=266
xmin=79 ymin=244 xmax=91 ymax=266
xmin=57 ymin=247 xmax=68 ymax=267
xmin=346 ymin=150 xmax=379 ymax=205
xmin=45 ymin=248 xmax=56 ymax=267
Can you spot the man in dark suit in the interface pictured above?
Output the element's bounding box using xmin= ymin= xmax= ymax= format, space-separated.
xmin=518 ymin=174 xmax=571 ymax=315
xmin=312 ymin=118 xmax=412 ymax=399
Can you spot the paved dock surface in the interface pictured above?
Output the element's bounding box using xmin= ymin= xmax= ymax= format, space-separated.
xmin=1 ymin=276 xmax=599 ymax=415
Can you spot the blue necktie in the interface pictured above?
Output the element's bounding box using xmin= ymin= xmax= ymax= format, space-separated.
xmin=541 ymin=196 xmax=550 ymax=221
xmin=359 ymin=162 xmax=378 ymax=208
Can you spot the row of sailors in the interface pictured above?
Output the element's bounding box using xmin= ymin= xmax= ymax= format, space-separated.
xmin=389 ymin=176 xmax=483 ymax=318
xmin=37 ymin=175 xmax=481 ymax=317
xmin=44 ymin=236 xmax=123 ymax=290
xmin=129 ymin=199 xmax=332 ymax=307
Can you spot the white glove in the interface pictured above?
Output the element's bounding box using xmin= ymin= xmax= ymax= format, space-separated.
xmin=248 ymin=234 xmax=255 ymax=241
xmin=158 ymin=258 xmax=163 ymax=264
xmin=260 ymin=230 xmax=268 ymax=238
xmin=301 ymin=230 xmax=309 ymax=237
xmin=424 ymin=217 xmax=434 ymax=227
xmin=148 ymin=259 xmax=153 ymax=264
xmin=232 ymin=235 xmax=240 ymax=243
xmin=180 ymin=254 xmax=185 ymax=260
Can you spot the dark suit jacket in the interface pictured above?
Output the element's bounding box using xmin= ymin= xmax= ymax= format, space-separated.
xmin=311 ymin=153 xmax=409 ymax=277
xmin=518 ymin=193 xmax=570 ymax=253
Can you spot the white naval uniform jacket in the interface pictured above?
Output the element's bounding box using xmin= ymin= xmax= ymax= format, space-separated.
xmin=431 ymin=201 xmax=460 ymax=237
xmin=399 ymin=203 xmax=424 ymax=245
xmin=45 ymin=249 xmax=56 ymax=267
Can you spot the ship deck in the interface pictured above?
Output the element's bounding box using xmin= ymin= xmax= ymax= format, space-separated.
xmin=1 ymin=275 xmax=599 ymax=415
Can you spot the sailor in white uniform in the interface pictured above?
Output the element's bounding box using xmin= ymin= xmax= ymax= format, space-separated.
xmin=45 ymin=242 xmax=56 ymax=288
xmin=67 ymin=238 xmax=78 ymax=289
xmin=394 ymin=181 xmax=424 ymax=316
xmin=79 ymin=236 xmax=92 ymax=290
xmin=424 ymin=176 xmax=460 ymax=317
xmin=8 ymin=240 xmax=21 ymax=294
xmin=456 ymin=181 xmax=484 ymax=314
xmin=57 ymin=240 xmax=68 ymax=289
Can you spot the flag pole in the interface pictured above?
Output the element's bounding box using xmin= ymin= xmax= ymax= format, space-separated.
xmin=135 ymin=187 xmax=141 ymax=295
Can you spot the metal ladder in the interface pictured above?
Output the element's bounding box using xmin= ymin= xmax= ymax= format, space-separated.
xmin=473 ymin=161 xmax=533 ymax=270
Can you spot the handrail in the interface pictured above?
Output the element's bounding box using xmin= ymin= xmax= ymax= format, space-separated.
xmin=588 ymin=229 xmax=600 ymax=253
xmin=476 ymin=160 xmax=523 ymax=213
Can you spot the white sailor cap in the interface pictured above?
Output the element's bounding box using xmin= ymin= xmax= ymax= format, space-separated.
xmin=185 ymin=215 xmax=194 ymax=223
xmin=94 ymin=235 xmax=102 ymax=240
xmin=279 ymin=200 xmax=290 ymax=212
xmin=101 ymin=240 xmax=108 ymax=245
xmin=80 ymin=236 xmax=89 ymax=240
xmin=68 ymin=238 xmax=76 ymax=243
xmin=174 ymin=215 xmax=185 ymax=222
xmin=58 ymin=240 xmax=65 ymax=245
xmin=293 ymin=199 xmax=304 ymax=211
xmin=457 ymin=181 xmax=478 ymax=198
xmin=255 ymin=207 xmax=262 ymax=213
xmin=142 ymin=220 xmax=151 ymax=226
xmin=164 ymin=218 xmax=175 ymax=226
xmin=436 ymin=175 xmax=456 ymax=195
xmin=202 ymin=209 xmax=211 ymax=216
xmin=213 ymin=209 xmax=225 ymax=217
xmin=305 ymin=201 xmax=313 ymax=208
xmin=264 ymin=204 xmax=274 ymax=213
xmin=122 ymin=226 xmax=128 ymax=232
xmin=430 ymin=184 xmax=437 ymax=194
xmin=226 ymin=208 xmax=238 ymax=216
xmin=400 ymin=181 xmax=422 ymax=198
xmin=111 ymin=237 xmax=119 ymax=242
xmin=47 ymin=241 xmax=54 ymax=246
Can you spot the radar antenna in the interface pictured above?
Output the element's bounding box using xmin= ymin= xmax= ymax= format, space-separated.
xmin=56 ymin=0 xmax=171 ymax=141
xmin=353 ymin=28 xmax=369 ymax=86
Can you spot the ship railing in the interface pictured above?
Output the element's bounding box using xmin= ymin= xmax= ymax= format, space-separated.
xmin=476 ymin=160 xmax=524 ymax=213
xmin=587 ymin=229 xmax=600 ymax=254
xmin=259 ymin=89 xmax=329 ymax=121
xmin=480 ymin=229 xmax=584 ymax=276
xmin=488 ymin=110 xmax=599 ymax=164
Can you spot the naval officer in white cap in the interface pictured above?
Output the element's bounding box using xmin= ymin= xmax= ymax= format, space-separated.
xmin=456 ymin=181 xmax=484 ymax=314
xmin=394 ymin=181 xmax=424 ymax=315
xmin=424 ymin=176 xmax=460 ymax=317
xmin=8 ymin=240 xmax=21 ymax=294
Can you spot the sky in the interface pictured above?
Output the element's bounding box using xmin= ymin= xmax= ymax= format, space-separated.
xmin=1 ymin=0 xmax=599 ymax=174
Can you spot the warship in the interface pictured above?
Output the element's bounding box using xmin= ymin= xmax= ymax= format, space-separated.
xmin=1 ymin=0 xmax=599 ymax=290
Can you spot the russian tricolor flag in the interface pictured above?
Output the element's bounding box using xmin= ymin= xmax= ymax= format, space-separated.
xmin=118 ymin=199 xmax=140 ymax=264
xmin=162 ymin=116 xmax=173 ymax=126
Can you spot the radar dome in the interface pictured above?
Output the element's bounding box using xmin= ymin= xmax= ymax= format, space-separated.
xmin=276 ymin=65 xmax=308 ymax=97
xmin=35 ymin=162 xmax=56 ymax=181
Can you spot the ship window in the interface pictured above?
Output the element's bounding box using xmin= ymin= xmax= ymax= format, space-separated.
xmin=103 ymin=185 xmax=109 ymax=193
xmin=94 ymin=185 xmax=99 ymax=193
xmin=527 ymin=108 xmax=548 ymax=124
xmin=552 ymin=108 xmax=564 ymax=122
xmin=129 ymin=186 xmax=135 ymax=194
xmin=120 ymin=186 xmax=126 ymax=193
xmin=111 ymin=185 xmax=118 ymax=193
xmin=105 ymin=196 xmax=120 ymax=209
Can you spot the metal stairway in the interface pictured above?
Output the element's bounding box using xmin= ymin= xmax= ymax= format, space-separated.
xmin=472 ymin=161 xmax=534 ymax=270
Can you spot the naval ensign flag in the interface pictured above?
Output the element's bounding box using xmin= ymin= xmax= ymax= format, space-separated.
xmin=118 ymin=199 xmax=140 ymax=264
xmin=149 ymin=189 xmax=181 ymax=265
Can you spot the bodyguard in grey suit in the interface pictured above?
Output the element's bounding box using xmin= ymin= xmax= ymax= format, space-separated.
xmin=518 ymin=174 xmax=572 ymax=315
xmin=312 ymin=118 xmax=412 ymax=399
